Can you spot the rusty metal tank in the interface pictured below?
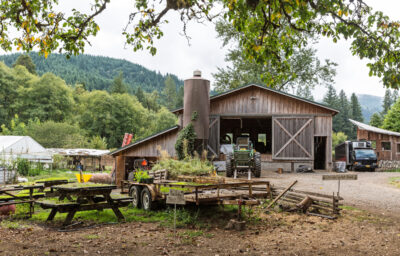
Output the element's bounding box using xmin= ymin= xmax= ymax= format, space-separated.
xmin=183 ymin=70 xmax=210 ymax=140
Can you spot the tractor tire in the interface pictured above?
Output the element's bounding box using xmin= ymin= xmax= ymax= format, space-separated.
xmin=141 ymin=187 xmax=154 ymax=211
xmin=129 ymin=185 xmax=141 ymax=208
xmin=226 ymin=153 xmax=234 ymax=177
xmin=254 ymin=152 xmax=261 ymax=178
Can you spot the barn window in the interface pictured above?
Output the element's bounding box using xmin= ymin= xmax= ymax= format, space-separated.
xmin=397 ymin=144 xmax=400 ymax=153
xmin=370 ymin=141 xmax=376 ymax=149
xmin=381 ymin=141 xmax=391 ymax=151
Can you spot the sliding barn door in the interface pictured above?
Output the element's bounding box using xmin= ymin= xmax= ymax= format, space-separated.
xmin=272 ymin=116 xmax=314 ymax=160
xmin=208 ymin=116 xmax=220 ymax=157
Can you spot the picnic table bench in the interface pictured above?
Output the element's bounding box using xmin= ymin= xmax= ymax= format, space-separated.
xmin=0 ymin=184 xmax=45 ymax=217
xmin=36 ymin=184 xmax=132 ymax=226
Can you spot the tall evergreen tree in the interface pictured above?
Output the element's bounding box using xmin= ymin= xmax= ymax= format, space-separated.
xmin=162 ymin=76 xmax=177 ymax=110
xmin=337 ymin=90 xmax=352 ymax=138
xmin=135 ymin=87 xmax=145 ymax=104
xmin=12 ymin=54 xmax=37 ymax=75
xmin=382 ymin=89 xmax=393 ymax=115
xmin=110 ymin=72 xmax=128 ymax=94
xmin=392 ymin=90 xmax=399 ymax=104
xmin=369 ymin=112 xmax=383 ymax=128
xmin=349 ymin=93 xmax=363 ymax=122
xmin=349 ymin=93 xmax=363 ymax=139
xmin=322 ymin=85 xmax=338 ymax=108
xmin=176 ymin=86 xmax=184 ymax=108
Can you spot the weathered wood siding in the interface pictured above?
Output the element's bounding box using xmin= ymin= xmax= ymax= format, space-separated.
xmin=210 ymin=87 xmax=334 ymax=116
xmin=115 ymin=155 xmax=125 ymax=187
xmin=272 ymin=117 xmax=314 ymax=160
xmin=124 ymin=131 xmax=178 ymax=158
xmin=357 ymin=129 xmax=400 ymax=161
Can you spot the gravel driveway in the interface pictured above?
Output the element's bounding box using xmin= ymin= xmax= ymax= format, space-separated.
xmin=259 ymin=170 xmax=400 ymax=215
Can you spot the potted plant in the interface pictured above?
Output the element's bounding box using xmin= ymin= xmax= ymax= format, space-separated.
xmin=134 ymin=170 xmax=153 ymax=184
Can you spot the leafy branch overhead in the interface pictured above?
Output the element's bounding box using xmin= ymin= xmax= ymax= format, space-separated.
xmin=3 ymin=0 xmax=400 ymax=88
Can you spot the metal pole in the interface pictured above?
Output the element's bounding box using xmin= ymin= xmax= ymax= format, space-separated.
xmin=337 ymin=179 xmax=341 ymax=197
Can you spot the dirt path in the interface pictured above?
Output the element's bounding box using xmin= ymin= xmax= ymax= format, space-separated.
xmin=261 ymin=171 xmax=400 ymax=215
xmin=0 ymin=208 xmax=399 ymax=256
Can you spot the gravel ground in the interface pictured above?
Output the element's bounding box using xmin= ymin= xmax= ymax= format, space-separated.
xmin=259 ymin=170 xmax=400 ymax=216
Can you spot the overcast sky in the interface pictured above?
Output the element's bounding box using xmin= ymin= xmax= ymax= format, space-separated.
xmin=3 ymin=1 xmax=399 ymax=99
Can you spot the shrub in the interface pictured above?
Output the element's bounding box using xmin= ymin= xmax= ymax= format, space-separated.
xmin=17 ymin=158 xmax=30 ymax=176
xmin=175 ymin=124 xmax=197 ymax=160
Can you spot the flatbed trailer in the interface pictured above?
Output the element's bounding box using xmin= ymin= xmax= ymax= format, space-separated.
xmin=120 ymin=176 xmax=272 ymax=210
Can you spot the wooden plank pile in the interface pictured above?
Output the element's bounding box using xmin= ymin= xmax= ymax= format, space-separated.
xmin=269 ymin=185 xmax=342 ymax=218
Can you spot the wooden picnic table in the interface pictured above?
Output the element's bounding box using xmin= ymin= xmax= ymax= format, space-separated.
xmin=37 ymin=184 xmax=131 ymax=226
xmin=0 ymin=184 xmax=45 ymax=217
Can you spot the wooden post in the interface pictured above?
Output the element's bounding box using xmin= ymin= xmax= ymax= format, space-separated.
xmin=266 ymin=180 xmax=297 ymax=209
xmin=291 ymin=162 xmax=295 ymax=172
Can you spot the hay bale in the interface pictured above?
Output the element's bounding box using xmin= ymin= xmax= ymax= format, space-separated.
xmin=88 ymin=173 xmax=111 ymax=184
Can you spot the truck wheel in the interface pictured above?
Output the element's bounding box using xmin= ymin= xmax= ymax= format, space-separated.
xmin=129 ymin=185 xmax=141 ymax=208
xmin=141 ymin=187 xmax=154 ymax=211
xmin=254 ymin=152 xmax=261 ymax=178
xmin=226 ymin=153 xmax=234 ymax=177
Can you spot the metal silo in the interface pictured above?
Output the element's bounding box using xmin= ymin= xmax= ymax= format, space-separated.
xmin=183 ymin=70 xmax=210 ymax=147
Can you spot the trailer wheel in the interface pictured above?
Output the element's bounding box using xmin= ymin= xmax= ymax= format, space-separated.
xmin=141 ymin=187 xmax=154 ymax=211
xmin=226 ymin=153 xmax=234 ymax=177
xmin=129 ymin=185 xmax=141 ymax=208
xmin=254 ymin=152 xmax=261 ymax=178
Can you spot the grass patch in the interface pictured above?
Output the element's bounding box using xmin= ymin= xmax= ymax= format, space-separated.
xmin=385 ymin=169 xmax=400 ymax=172
xmin=10 ymin=201 xmax=259 ymax=229
xmin=0 ymin=220 xmax=25 ymax=229
xmin=339 ymin=205 xmax=360 ymax=211
xmin=389 ymin=177 xmax=400 ymax=188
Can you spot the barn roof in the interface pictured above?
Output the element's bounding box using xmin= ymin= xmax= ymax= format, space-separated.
xmin=109 ymin=125 xmax=179 ymax=156
xmin=349 ymin=119 xmax=400 ymax=137
xmin=171 ymin=84 xmax=339 ymax=114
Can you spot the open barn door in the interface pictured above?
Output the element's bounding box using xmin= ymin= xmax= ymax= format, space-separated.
xmin=272 ymin=116 xmax=314 ymax=160
xmin=208 ymin=116 xmax=220 ymax=157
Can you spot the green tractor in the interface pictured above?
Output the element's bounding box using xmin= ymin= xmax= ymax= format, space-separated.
xmin=225 ymin=137 xmax=261 ymax=178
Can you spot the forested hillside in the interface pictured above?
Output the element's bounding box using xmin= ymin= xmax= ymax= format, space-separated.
xmin=0 ymin=59 xmax=177 ymax=149
xmin=0 ymin=53 xmax=183 ymax=92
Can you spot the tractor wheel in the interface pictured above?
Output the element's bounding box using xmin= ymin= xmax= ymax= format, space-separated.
xmin=141 ymin=187 xmax=154 ymax=211
xmin=226 ymin=153 xmax=234 ymax=177
xmin=129 ymin=185 xmax=141 ymax=208
xmin=254 ymin=152 xmax=261 ymax=178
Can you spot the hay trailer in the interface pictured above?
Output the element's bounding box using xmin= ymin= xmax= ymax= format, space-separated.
xmin=120 ymin=174 xmax=272 ymax=211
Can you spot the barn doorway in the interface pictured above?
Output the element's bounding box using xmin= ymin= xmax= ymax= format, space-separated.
xmin=314 ymin=136 xmax=326 ymax=169
xmin=219 ymin=117 xmax=272 ymax=154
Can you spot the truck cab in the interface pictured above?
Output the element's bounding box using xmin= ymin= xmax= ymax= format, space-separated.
xmin=335 ymin=141 xmax=378 ymax=172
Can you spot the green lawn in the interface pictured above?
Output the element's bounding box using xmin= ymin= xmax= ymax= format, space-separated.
xmin=389 ymin=177 xmax=400 ymax=188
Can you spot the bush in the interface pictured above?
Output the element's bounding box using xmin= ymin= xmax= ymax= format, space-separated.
xmin=17 ymin=158 xmax=30 ymax=176
xmin=175 ymin=124 xmax=197 ymax=160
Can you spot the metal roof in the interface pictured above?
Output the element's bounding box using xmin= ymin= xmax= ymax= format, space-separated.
xmin=109 ymin=125 xmax=179 ymax=156
xmin=171 ymin=84 xmax=339 ymax=114
xmin=47 ymin=148 xmax=110 ymax=157
xmin=349 ymin=119 xmax=400 ymax=137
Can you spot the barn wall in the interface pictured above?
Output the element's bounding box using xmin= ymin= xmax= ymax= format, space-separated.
xmin=124 ymin=131 xmax=178 ymax=158
xmin=210 ymin=87 xmax=334 ymax=116
xmin=357 ymin=130 xmax=400 ymax=161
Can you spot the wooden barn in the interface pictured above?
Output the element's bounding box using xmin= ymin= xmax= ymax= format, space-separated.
xmin=350 ymin=119 xmax=400 ymax=161
xmin=110 ymin=71 xmax=338 ymax=185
